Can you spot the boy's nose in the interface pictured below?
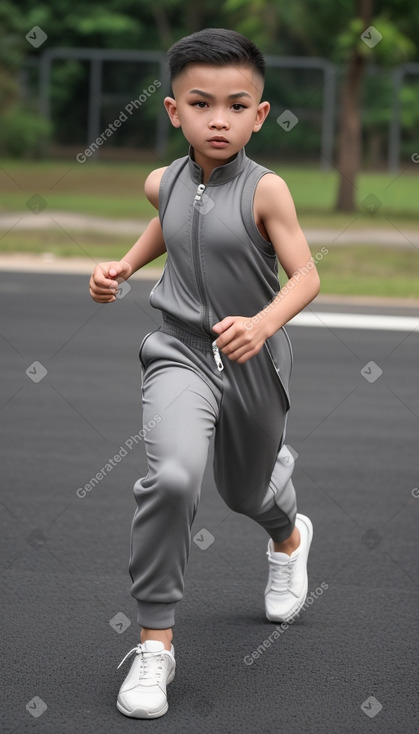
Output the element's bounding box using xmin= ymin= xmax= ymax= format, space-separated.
xmin=209 ymin=115 xmax=229 ymax=130
xmin=209 ymin=120 xmax=230 ymax=130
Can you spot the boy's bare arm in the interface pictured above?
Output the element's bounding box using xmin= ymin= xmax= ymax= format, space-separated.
xmin=212 ymin=174 xmax=320 ymax=363
xmin=122 ymin=216 xmax=167 ymax=274
xmin=253 ymin=173 xmax=320 ymax=332
xmin=89 ymin=167 xmax=167 ymax=303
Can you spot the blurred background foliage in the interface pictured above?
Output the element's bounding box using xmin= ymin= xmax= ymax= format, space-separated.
xmin=0 ymin=0 xmax=417 ymax=278
xmin=1 ymin=0 xmax=418 ymax=161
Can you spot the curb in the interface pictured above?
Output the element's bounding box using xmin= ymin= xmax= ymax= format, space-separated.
xmin=0 ymin=255 xmax=162 ymax=280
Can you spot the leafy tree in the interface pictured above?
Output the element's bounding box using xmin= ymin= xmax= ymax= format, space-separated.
xmin=0 ymin=1 xmax=51 ymax=156
xmin=222 ymin=0 xmax=418 ymax=210
xmin=1 ymin=0 xmax=419 ymax=181
xmin=333 ymin=2 xmax=415 ymax=211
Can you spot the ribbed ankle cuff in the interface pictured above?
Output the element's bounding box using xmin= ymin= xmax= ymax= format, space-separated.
xmin=136 ymin=600 xmax=177 ymax=629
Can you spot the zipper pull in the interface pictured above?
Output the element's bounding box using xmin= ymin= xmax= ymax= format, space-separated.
xmin=194 ymin=183 xmax=206 ymax=202
xmin=211 ymin=340 xmax=224 ymax=372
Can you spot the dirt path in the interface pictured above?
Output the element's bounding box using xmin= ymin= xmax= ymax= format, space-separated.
xmin=0 ymin=211 xmax=418 ymax=247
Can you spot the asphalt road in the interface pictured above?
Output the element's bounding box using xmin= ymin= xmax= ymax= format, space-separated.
xmin=1 ymin=272 xmax=418 ymax=734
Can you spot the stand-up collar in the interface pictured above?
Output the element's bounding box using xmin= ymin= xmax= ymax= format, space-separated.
xmin=187 ymin=145 xmax=247 ymax=185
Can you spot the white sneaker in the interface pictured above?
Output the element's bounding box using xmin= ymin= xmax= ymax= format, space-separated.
xmin=265 ymin=513 xmax=313 ymax=623
xmin=116 ymin=640 xmax=176 ymax=719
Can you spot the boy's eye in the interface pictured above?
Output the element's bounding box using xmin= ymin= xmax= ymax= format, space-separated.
xmin=191 ymin=101 xmax=247 ymax=110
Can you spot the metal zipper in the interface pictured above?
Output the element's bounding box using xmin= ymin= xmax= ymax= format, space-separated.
xmin=192 ymin=182 xmax=224 ymax=371
xmin=211 ymin=341 xmax=224 ymax=371
xmin=194 ymin=183 xmax=206 ymax=202
xmin=192 ymin=183 xmax=207 ymax=330
xmin=192 ymin=182 xmax=209 ymax=331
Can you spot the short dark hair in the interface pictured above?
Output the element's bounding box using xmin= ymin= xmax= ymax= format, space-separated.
xmin=167 ymin=28 xmax=265 ymax=87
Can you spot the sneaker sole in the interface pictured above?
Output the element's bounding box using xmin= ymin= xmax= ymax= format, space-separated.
xmin=116 ymin=700 xmax=168 ymax=719
xmin=265 ymin=514 xmax=313 ymax=623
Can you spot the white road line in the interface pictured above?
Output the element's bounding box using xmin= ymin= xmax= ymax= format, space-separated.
xmin=289 ymin=312 xmax=419 ymax=332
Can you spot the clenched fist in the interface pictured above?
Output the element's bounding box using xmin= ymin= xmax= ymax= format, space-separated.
xmin=89 ymin=260 xmax=133 ymax=303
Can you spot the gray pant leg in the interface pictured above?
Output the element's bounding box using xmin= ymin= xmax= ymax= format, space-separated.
xmin=129 ymin=328 xmax=296 ymax=630
xmin=129 ymin=331 xmax=221 ymax=629
xmin=213 ymin=331 xmax=297 ymax=543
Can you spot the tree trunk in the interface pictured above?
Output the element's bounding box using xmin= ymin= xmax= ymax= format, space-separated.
xmin=335 ymin=0 xmax=373 ymax=212
xmin=335 ymin=53 xmax=366 ymax=210
xmin=185 ymin=0 xmax=205 ymax=34
xmin=151 ymin=5 xmax=173 ymax=50
xmin=263 ymin=1 xmax=279 ymax=47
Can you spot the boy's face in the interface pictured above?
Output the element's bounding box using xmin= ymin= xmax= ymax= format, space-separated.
xmin=164 ymin=63 xmax=270 ymax=167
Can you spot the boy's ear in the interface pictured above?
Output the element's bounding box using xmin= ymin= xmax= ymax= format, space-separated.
xmin=253 ymin=101 xmax=270 ymax=132
xmin=164 ymin=96 xmax=181 ymax=128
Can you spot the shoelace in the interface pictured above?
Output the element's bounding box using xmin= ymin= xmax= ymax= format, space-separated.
xmin=117 ymin=643 xmax=166 ymax=682
xmin=267 ymin=551 xmax=298 ymax=593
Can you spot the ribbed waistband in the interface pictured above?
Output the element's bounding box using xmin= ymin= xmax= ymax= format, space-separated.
xmin=160 ymin=314 xmax=214 ymax=352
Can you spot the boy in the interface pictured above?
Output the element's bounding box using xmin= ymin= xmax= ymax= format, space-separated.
xmin=89 ymin=27 xmax=320 ymax=719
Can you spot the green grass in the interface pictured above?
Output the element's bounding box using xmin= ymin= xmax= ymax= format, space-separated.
xmin=1 ymin=158 xmax=418 ymax=229
xmin=311 ymin=244 xmax=419 ymax=298
xmin=1 ymin=159 xmax=418 ymax=298
xmin=0 ymin=160 xmax=156 ymax=218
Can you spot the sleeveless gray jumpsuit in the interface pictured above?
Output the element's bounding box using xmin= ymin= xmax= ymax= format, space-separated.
xmin=129 ymin=146 xmax=297 ymax=629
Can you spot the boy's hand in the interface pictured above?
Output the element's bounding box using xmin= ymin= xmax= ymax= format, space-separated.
xmin=212 ymin=316 xmax=269 ymax=364
xmin=89 ymin=260 xmax=133 ymax=303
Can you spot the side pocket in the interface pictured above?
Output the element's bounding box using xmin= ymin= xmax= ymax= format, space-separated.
xmin=149 ymin=260 xmax=167 ymax=300
xmin=281 ymin=325 xmax=294 ymax=376
xmin=264 ymin=336 xmax=292 ymax=412
xmin=139 ymin=329 xmax=158 ymax=369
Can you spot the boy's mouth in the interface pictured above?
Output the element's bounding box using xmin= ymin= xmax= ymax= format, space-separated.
xmin=208 ymin=136 xmax=229 ymax=148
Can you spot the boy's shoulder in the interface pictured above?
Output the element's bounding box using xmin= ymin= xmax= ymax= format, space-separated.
xmin=245 ymin=152 xmax=282 ymax=180
xmin=144 ymin=154 xmax=190 ymax=209
xmin=242 ymin=151 xmax=289 ymax=190
xmin=243 ymin=153 xmax=292 ymax=206
xmin=144 ymin=165 xmax=169 ymax=190
xmin=144 ymin=165 xmax=170 ymax=209
xmin=241 ymin=153 xmax=294 ymax=208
